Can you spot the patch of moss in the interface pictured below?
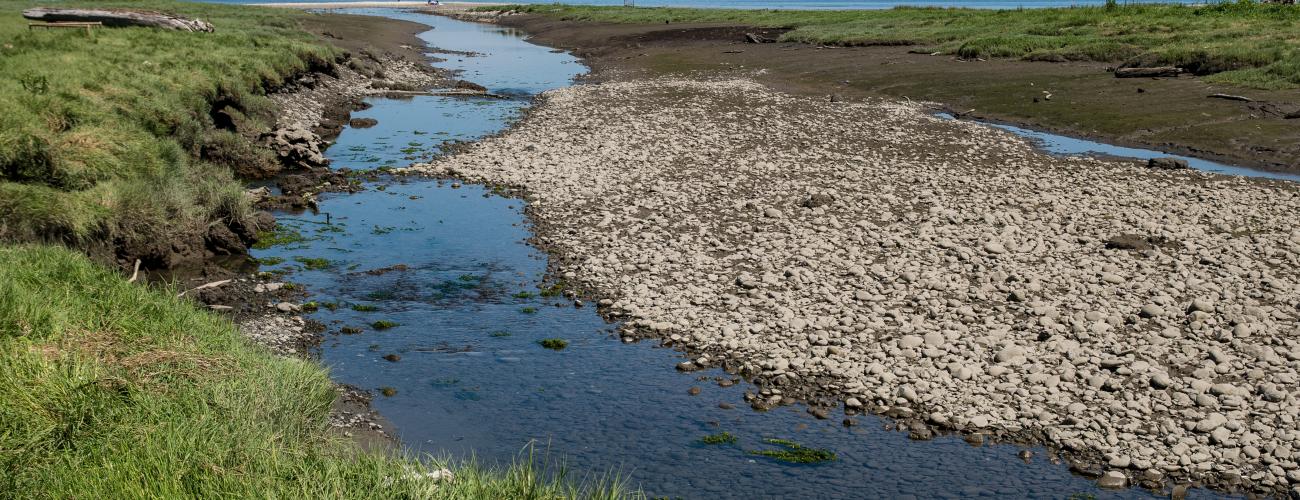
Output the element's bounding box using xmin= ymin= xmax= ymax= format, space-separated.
xmin=371 ymin=320 xmax=398 ymax=330
xmin=699 ymin=432 xmax=737 ymax=445
xmin=293 ymin=256 xmax=333 ymax=270
xmin=538 ymin=338 xmax=568 ymax=350
xmin=300 ymin=301 xmax=319 ymax=312
xmin=747 ymin=439 xmax=836 ymax=464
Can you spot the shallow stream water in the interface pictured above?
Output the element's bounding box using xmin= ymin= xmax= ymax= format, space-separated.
xmin=253 ymin=10 xmax=1237 ymax=499
xmin=934 ymin=112 xmax=1300 ymax=183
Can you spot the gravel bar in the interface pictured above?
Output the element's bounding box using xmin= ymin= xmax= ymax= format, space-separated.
xmin=410 ymin=78 xmax=1300 ymax=496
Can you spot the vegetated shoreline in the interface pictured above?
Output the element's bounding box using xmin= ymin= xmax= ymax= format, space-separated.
xmin=411 ymin=9 xmax=1300 ymax=498
xmin=448 ymin=3 xmax=1300 ymax=176
xmin=0 ymin=4 xmax=642 ymax=497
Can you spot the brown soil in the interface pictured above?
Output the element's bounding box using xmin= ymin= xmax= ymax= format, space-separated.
xmin=488 ymin=14 xmax=1300 ymax=174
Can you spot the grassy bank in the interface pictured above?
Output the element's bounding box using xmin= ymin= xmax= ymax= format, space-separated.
xmin=489 ymin=2 xmax=1300 ymax=89
xmin=0 ymin=245 xmax=638 ymax=498
xmin=0 ymin=0 xmax=335 ymax=262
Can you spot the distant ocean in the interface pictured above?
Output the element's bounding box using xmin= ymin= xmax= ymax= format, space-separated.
xmin=211 ymin=0 xmax=1203 ymax=10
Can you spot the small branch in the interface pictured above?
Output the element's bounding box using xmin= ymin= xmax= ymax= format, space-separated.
xmin=1207 ymin=93 xmax=1252 ymax=102
xmin=177 ymin=279 xmax=232 ymax=298
xmin=127 ymin=259 xmax=141 ymax=283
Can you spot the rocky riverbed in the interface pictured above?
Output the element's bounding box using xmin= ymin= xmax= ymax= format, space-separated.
xmin=410 ymin=78 xmax=1300 ymax=496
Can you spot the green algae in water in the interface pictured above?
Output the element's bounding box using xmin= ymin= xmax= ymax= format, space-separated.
xmin=340 ymin=326 xmax=363 ymax=335
xmin=539 ymin=282 xmax=565 ymax=297
xmin=366 ymin=290 xmax=396 ymax=301
xmin=293 ymin=256 xmax=333 ymax=270
xmin=380 ymin=387 xmax=398 ymax=397
xmin=372 ymin=225 xmax=395 ymax=235
xmin=520 ymin=307 xmax=538 ymax=314
xmin=300 ymin=301 xmax=319 ymax=312
xmin=699 ymin=432 xmax=737 ymax=445
xmin=748 ymin=439 xmax=836 ymax=464
xmin=454 ymin=389 xmax=481 ymax=401
xmin=251 ymin=225 xmax=308 ymax=250
xmin=512 ymin=291 xmax=535 ymax=299
xmin=253 ymin=256 xmax=284 ymax=266
xmin=489 ymin=331 xmax=511 ymax=338
xmin=371 ymin=320 xmax=399 ymax=330
xmin=351 ymin=303 xmax=380 ymax=312
xmin=431 ymin=378 xmax=460 ymax=387
xmin=538 ymin=338 xmax=568 ymax=350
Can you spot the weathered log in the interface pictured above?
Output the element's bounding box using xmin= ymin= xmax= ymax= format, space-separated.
xmin=22 ymin=7 xmax=214 ymax=32
xmin=1114 ymin=66 xmax=1180 ymax=78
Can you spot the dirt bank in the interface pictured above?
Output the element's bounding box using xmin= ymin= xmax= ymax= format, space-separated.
xmin=465 ymin=11 xmax=1300 ymax=175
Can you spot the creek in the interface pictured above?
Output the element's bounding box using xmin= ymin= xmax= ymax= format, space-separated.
xmin=253 ymin=10 xmax=1229 ymax=499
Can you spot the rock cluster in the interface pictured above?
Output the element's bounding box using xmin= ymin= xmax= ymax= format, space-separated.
xmin=411 ymin=78 xmax=1300 ymax=495
xmin=269 ymin=56 xmax=439 ymax=132
xmin=264 ymin=125 xmax=329 ymax=170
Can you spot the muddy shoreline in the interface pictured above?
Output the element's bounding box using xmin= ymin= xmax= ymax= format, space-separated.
xmin=459 ymin=10 xmax=1300 ymax=176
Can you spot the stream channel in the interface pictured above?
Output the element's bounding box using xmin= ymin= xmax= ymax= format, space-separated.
xmin=252 ymin=10 xmax=1253 ymax=499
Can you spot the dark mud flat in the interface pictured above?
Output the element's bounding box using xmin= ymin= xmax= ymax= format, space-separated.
xmin=484 ymin=14 xmax=1300 ymax=176
xmin=255 ymin=10 xmax=1233 ymax=500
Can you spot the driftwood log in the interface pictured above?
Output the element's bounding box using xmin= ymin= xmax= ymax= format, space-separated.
xmin=1114 ymin=67 xmax=1181 ymax=78
xmin=22 ymin=7 xmax=214 ymax=32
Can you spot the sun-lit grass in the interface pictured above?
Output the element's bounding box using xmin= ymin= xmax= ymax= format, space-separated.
xmin=489 ymin=1 xmax=1300 ymax=89
xmin=0 ymin=245 xmax=642 ymax=498
xmin=0 ymin=0 xmax=337 ymax=255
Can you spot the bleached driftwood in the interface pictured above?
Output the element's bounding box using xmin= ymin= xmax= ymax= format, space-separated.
xmin=22 ymin=7 xmax=214 ymax=32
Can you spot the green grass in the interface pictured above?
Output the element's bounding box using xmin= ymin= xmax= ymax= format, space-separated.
xmin=0 ymin=245 xmax=641 ymax=498
xmin=0 ymin=0 xmax=338 ymax=258
xmin=489 ymin=1 xmax=1300 ymax=88
xmin=538 ymin=338 xmax=569 ymax=350
xmin=698 ymin=432 xmax=738 ymax=445
xmin=747 ymin=438 xmax=836 ymax=464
